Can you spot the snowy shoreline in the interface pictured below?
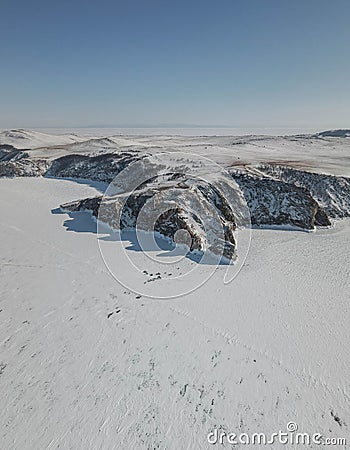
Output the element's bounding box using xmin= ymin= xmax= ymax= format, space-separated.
xmin=1 ymin=129 xmax=349 ymax=448
xmin=0 ymin=176 xmax=349 ymax=448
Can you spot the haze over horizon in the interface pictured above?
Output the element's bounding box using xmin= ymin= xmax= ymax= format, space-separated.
xmin=1 ymin=0 xmax=349 ymax=129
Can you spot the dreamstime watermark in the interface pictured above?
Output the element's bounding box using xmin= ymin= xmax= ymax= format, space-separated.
xmin=96 ymin=152 xmax=251 ymax=299
xmin=207 ymin=422 xmax=346 ymax=446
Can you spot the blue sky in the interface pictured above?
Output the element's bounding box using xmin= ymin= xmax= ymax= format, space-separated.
xmin=1 ymin=0 xmax=349 ymax=129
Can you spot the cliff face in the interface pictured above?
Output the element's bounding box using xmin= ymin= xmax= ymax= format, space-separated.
xmin=257 ymin=165 xmax=350 ymax=219
xmin=1 ymin=145 xmax=350 ymax=260
xmin=0 ymin=145 xmax=48 ymax=177
xmin=61 ymin=175 xmax=239 ymax=262
xmin=45 ymin=152 xmax=144 ymax=182
xmin=231 ymin=171 xmax=331 ymax=229
xmin=0 ymin=144 xmax=28 ymax=162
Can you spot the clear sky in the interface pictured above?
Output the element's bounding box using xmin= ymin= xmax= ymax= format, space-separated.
xmin=1 ymin=0 xmax=349 ymax=129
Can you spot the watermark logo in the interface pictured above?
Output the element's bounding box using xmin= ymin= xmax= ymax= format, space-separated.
xmin=207 ymin=422 xmax=346 ymax=446
xmin=97 ymin=152 xmax=251 ymax=298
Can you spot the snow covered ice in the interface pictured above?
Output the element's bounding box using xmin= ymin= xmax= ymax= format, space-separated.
xmin=0 ymin=129 xmax=349 ymax=449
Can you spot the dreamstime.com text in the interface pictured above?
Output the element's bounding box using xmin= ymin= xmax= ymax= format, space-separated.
xmin=207 ymin=422 xmax=346 ymax=446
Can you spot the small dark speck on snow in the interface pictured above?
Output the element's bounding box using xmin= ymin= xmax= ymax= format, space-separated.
xmin=331 ymin=410 xmax=345 ymax=427
xmin=180 ymin=384 xmax=188 ymax=397
xmin=0 ymin=362 xmax=7 ymax=375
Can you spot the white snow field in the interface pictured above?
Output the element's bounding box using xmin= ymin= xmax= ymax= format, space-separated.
xmin=0 ymin=129 xmax=349 ymax=449
xmin=0 ymin=176 xmax=349 ymax=449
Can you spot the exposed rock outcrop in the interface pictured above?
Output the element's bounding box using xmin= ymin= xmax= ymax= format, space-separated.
xmin=1 ymin=144 xmax=350 ymax=261
xmin=258 ymin=165 xmax=350 ymax=219
xmin=0 ymin=144 xmax=29 ymax=162
xmin=231 ymin=171 xmax=331 ymax=229
xmin=46 ymin=152 xmax=146 ymax=182
xmin=0 ymin=157 xmax=49 ymax=178
xmin=0 ymin=144 xmax=48 ymax=177
xmin=61 ymin=176 xmax=239 ymax=261
xmin=316 ymin=129 xmax=350 ymax=138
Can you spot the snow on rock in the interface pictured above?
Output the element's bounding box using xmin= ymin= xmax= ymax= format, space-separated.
xmin=55 ymin=153 xmax=350 ymax=255
xmin=1 ymin=130 xmax=350 ymax=258
xmin=0 ymin=145 xmax=49 ymax=177
xmin=258 ymin=164 xmax=350 ymax=219
xmin=231 ymin=171 xmax=331 ymax=229
xmin=0 ymin=144 xmax=29 ymax=162
xmin=0 ymin=158 xmax=49 ymax=178
xmin=46 ymin=151 xmax=145 ymax=182
xmin=2 ymin=149 xmax=349 ymax=257
xmin=61 ymin=174 xmax=238 ymax=261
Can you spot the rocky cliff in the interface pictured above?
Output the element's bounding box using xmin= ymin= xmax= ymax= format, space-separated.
xmin=1 ymin=144 xmax=350 ymax=260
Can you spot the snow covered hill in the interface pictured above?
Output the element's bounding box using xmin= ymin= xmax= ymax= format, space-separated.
xmin=2 ymin=127 xmax=350 ymax=174
xmin=0 ymin=128 xmax=88 ymax=149
xmin=1 ymin=129 xmax=350 ymax=262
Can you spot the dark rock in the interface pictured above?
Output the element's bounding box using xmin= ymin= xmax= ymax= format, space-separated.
xmin=0 ymin=144 xmax=29 ymax=162
xmin=316 ymin=129 xmax=350 ymax=138
xmin=231 ymin=171 xmax=323 ymax=229
xmin=0 ymin=158 xmax=49 ymax=178
xmin=46 ymin=152 xmax=147 ymax=182
xmin=258 ymin=165 xmax=350 ymax=219
xmin=60 ymin=178 xmax=238 ymax=261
